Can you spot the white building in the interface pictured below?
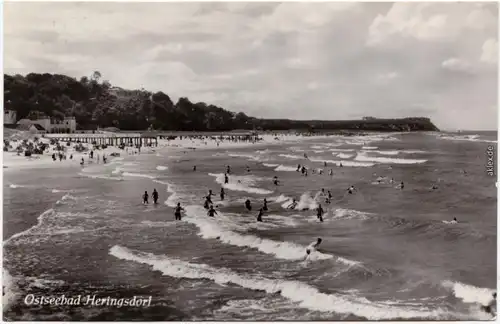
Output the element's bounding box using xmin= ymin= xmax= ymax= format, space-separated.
xmin=4 ymin=110 xmax=17 ymax=124
xmin=17 ymin=117 xmax=77 ymax=133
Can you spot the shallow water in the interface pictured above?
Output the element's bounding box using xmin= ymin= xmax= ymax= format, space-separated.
xmin=3 ymin=132 xmax=497 ymax=320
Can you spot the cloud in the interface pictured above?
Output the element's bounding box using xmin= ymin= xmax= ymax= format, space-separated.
xmin=481 ymin=39 xmax=498 ymax=64
xmin=441 ymin=58 xmax=472 ymax=72
xmin=3 ymin=2 xmax=498 ymax=130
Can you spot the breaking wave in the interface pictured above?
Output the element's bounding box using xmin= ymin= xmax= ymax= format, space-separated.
xmin=354 ymin=153 xmax=427 ymax=164
xmin=209 ymin=173 xmax=273 ymax=195
xmin=110 ymin=245 xmax=451 ymax=320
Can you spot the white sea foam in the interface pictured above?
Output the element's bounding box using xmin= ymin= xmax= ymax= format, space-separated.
xmin=262 ymin=163 xmax=279 ymax=167
xmin=439 ymin=134 xmax=497 ymax=144
xmin=442 ymin=280 xmax=495 ymax=305
xmin=111 ymin=167 xmax=122 ymax=175
xmin=337 ymin=153 xmax=353 ymax=159
xmin=184 ymin=205 xmax=331 ymax=261
xmin=279 ymin=154 xmax=303 ymax=160
xmin=274 ymin=165 xmax=297 ymax=172
xmin=2 ymin=270 xmax=18 ymax=310
xmin=330 ymin=148 xmax=355 ymax=152
xmin=362 ymin=146 xmax=378 ymax=150
xmin=122 ymin=172 xmax=156 ymax=179
xmin=5 ymin=209 xmax=55 ymax=245
xmin=362 ymin=150 xmax=399 ymax=156
xmin=296 ymin=192 xmax=321 ymax=210
xmin=271 ymin=194 xmax=291 ymax=203
xmin=209 ymin=173 xmax=273 ymax=195
xmin=309 ymin=157 xmax=375 ymax=167
xmin=156 ymin=166 xmax=168 ymax=171
xmin=228 ymin=153 xmax=262 ymax=161
xmin=400 ymin=149 xmax=428 ymax=154
xmin=332 ymin=208 xmax=371 ymax=221
xmin=355 ymin=153 xmax=427 ymax=164
xmin=110 ymin=245 xmax=451 ymax=320
xmin=78 ymin=173 xmax=124 ymax=181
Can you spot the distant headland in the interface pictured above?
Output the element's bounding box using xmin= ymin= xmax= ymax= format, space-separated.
xmin=4 ymin=72 xmax=440 ymax=133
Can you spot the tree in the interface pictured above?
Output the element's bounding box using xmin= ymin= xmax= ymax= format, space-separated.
xmin=91 ymin=71 xmax=101 ymax=83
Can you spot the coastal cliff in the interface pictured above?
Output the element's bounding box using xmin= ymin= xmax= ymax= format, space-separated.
xmin=4 ymin=72 xmax=439 ymax=132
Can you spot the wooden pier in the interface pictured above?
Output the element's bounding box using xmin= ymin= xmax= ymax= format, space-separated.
xmin=44 ymin=133 xmax=158 ymax=146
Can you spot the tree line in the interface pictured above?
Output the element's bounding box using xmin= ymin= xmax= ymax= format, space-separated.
xmin=4 ymin=72 xmax=439 ymax=132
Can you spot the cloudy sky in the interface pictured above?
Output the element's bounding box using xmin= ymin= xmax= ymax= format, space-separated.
xmin=4 ymin=2 xmax=498 ymax=130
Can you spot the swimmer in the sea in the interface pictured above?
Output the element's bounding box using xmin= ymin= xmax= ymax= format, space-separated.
xmin=316 ymin=204 xmax=324 ymax=222
xmin=224 ymin=173 xmax=229 ymax=184
xmin=246 ymin=165 xmax=251 ymax=172
xmin=174 ymin=203 xmax=184 ymax=220
xmin=257 ymin=208 xmax=264 ymax=222
xmin=450 ymin=217 xmax=458 ymax=224
xmin=226 ymin=165 xmax=231 ymax=174
xmin=305 ymin=238 xmax=322 ymax=257
xmin=193 ymin=165 xmax=197 ymax=171
xmin=152 ymin=189 xmax=159 ymax=204
xmin=220 ymin=188 xmax=225 ymax=201
xmin=399 ymin=181 xmax=404 ymax=190
xmin=245 ymin=199 xmax=252 ymax=211
xmin=297 ymin=164 xmax=301 ymax=172
xmin=347 ymin=185 xmax=355 ymax=194
xmin=287 ymin=199 xmax=298 ymax=210
xmin=142 ymin=191 xmax=149 ymax=204
xmin=263 ymin=198 xmax=268 ymax=211
xmin=207 ymin=205 xmax=218 ymax=217
xmin=273 ymin=176 xmax=279 ymax=186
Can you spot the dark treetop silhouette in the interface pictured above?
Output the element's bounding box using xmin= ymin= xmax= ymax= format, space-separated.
xmin=4 ymin=72 xmax=440 ymax=132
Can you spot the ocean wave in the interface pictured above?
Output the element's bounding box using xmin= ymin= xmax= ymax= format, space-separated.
xmin=442 ymin=280 xmax=495 ymax=305
xmin=354 ymin=153 xmax=427 ymax=165
xmin=56 ymin=193 xmax=78 ymax=205
xmin=309 ymin=158 xmax=375 ymax=167
xmin=400 ymin=149 xmax=428 ymax=154
xmin=332 ymin=208 xmax=372 ymax=221
xmin=122 ymin=172 xmax=156 ymax=179
xmin=296 ymin=192 xmax=321 ymax=210
xmin=4 ymin=208 xmax=55 ymax=245
xmin=361 ymin=150 xmax=399 ymax=156
xmin=330 ymin=148 xmax=355 ymax=152
xmin=184 ymin=205 xmax=331 ymax=261
xmin=337 ymin=153 xmax=353 ymax=159
xmin=270 ymin=194 xmax=292 ymax=204
xmin=2 ymin=270 xmax=18 ymax=310
xmin=78 ymin=173 xmax=124 ymax=181
xmin=228 ymin=153 xmax=262 ymax=161
xmin=439 ymin=134 xmax=497 ymax=144
xmin=209 ymin=173 xmax=273 ymax=195
xmin=110 ymin=245 xmax=451 ymax=320
xmin=362 ymin=146 xmax=378 ymax=150
xmin=279 ymin=154 xmax=303 ymax=160
xmin=274 ymin=165 xmax=297 ymax=172
xmin=8 ymin=184 xmax=26 ymax=189
xmin=262 ymin=163 xmax=279 ymax=168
